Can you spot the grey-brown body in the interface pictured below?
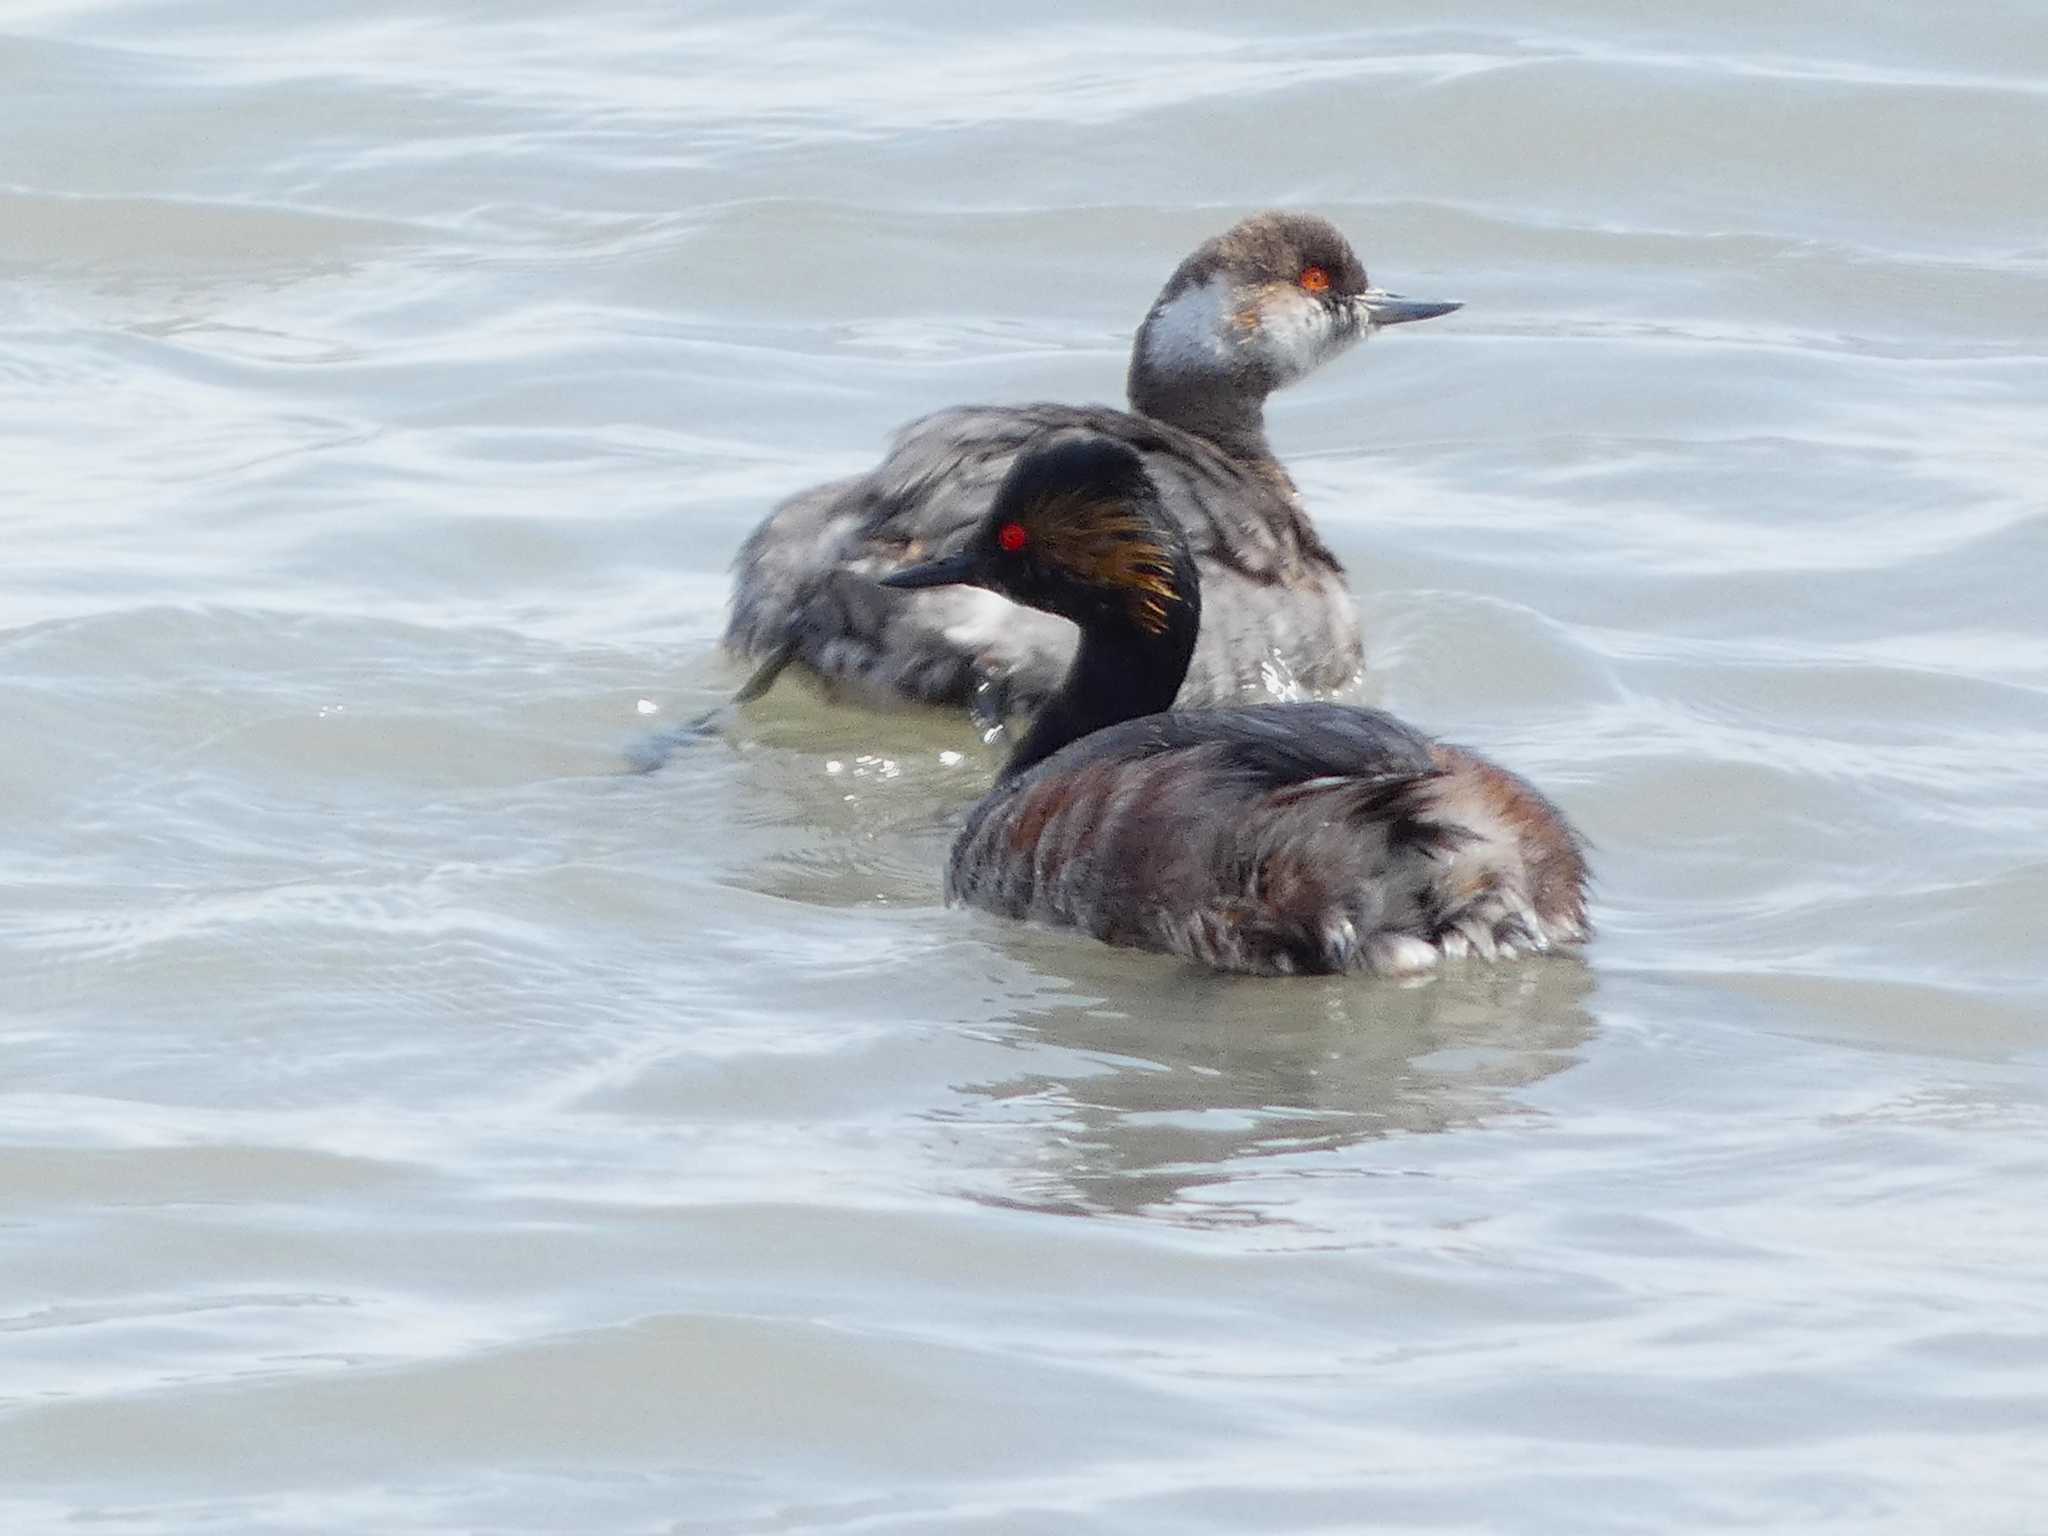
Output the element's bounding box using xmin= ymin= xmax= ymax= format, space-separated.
xmin=726 ymin=403 xmax=1358 ymax=716
xmin=724 ymin=212 xmax=1458 ymax=720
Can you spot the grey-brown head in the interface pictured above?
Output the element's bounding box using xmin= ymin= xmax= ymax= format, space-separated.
xmin=1126 ymin=211 xmax=1459 ymax=456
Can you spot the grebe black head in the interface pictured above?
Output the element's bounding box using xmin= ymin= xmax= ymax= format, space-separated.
xmin=880 ymin=438 xmax=1196 ymax=649
xmin=1127 ymin=211 xmax=1460 ymax=461
xmin=885 ymin=436 xmax=1590 ymax=979
xmin=885 ymin=438 xmax=1201 ymax=778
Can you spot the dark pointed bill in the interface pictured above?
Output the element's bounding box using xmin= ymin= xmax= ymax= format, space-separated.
xmin=879 ymin=550 xmax=979 ymax=590
xmin=1358 ymin=289 xmax=1462 ymax=328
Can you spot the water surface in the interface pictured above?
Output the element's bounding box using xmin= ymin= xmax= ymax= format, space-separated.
xmin=3 ymin=3 xmax=2046 ymax=1531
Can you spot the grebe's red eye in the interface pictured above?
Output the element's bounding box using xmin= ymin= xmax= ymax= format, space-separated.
xmin=997 ymin=521 xmax=1029 ymax=553
xmin=1299 ymin=265 xmax=1331 ymax=294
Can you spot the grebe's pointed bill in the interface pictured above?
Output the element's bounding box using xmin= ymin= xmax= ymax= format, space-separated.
xmin=880 ymin=550 xmax=979 ymax=590
xmin=1356 ymin=290 xmax=1462 ymax=328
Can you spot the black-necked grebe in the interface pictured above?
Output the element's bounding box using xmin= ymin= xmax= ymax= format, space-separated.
xmin=881 ymin=437 xmax=1589 ymax=977
xmin=725 ymin=211 xmax=1459 ymax=724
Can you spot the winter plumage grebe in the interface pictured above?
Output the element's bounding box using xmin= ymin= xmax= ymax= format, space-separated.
xmin=725 ymin=211 xmax=1458 ymax=724
xmin=881 ymin=437 xmax=1589 ymax=977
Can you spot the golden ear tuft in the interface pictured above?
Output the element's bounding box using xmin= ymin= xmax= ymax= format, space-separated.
xmin=1033 ymin=494 xmax=1180 ymax=635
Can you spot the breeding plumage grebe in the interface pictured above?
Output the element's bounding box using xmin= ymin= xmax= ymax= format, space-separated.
xmin=725 ymin=211 xmax=1458 ymax=723
xmin=881 ymin=437 xmax=1589 ymax=977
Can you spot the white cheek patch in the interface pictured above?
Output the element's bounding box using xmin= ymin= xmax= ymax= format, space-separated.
xmin=1138 ymin=275 xmax=1238 ymax=378
xmin=1141 ymin=279 xmax=1359 ymax=390
xmin=1257 ymin=290 xmax=1356 ymax=385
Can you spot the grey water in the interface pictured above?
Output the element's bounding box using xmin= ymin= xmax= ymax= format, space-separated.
xmin=3 ymin=3 xmax=2046 ymax=1532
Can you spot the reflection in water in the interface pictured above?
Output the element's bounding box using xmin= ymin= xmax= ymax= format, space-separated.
xmin=694 ymin=708 xmax=1599 ymax=1227
xmin=951 ymin=952 xmax=1596 ymax=1223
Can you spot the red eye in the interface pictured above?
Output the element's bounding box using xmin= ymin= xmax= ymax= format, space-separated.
xmin=997 ymin=521 xmax=1029 ymax=553
xmin=1299 ymin=265 xmax=1330 ymax=294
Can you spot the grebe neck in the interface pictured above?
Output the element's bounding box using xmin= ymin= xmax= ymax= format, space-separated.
xmin=1002 ymin=590 xmax=1200 ymax=781
xmin=1126 ymin=364 xmax=1275 ymax=466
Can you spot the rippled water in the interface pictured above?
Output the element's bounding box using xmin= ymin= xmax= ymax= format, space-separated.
xmin=4 ymin=3 xmax=2046 ymax=1531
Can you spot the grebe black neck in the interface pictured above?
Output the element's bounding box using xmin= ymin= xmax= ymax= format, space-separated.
xmin=1004 ymin=551 xmax=1198 ymax=780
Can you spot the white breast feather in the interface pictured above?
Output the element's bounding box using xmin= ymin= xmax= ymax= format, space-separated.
xmin=939 ymin=587 xmax=1022 ymax=651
